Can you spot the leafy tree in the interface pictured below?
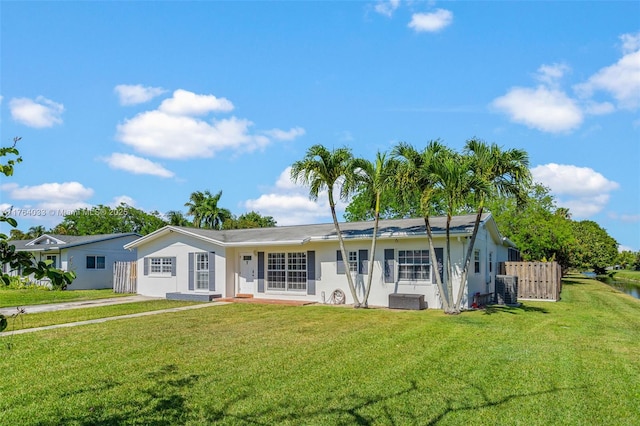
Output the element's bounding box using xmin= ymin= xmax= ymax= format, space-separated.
xmin=487 ymin=184 xmax=575 ymax=273
xmin=1 ymin=139 xmax=76 ymax=330
xmin=570 ymin=220 xmax=618 ymax=275
xmin=351 ymin=152 xmax=398 ymax=307
xmin=345 ymin=183 xmax=419 ymax=222
xmin=53 ymin=204 xmax=166 ymax=235
xmin=9 ymin=229 xmax=28 ymax=240
xmin=291 ymin=145 xmax=362 ymax=307
xmin=616 ymin=250 xmax=637 ymax=270
xmin=223 ymin=211 xmax=277 ymax=229
xmin=185 ymin=190 xmax=232 ymax=230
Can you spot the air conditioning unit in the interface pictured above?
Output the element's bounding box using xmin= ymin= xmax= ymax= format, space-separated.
xmin=495 ymin=275 xmax=518 ymax=305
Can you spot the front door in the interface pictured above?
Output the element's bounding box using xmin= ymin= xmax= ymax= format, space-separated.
xmin=238 ymin=254 xmax=255 ymax=294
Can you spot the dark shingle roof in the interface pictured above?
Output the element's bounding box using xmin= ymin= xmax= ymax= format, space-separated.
xmin=125 ymin=214 xmax=492 ymax=249
xmin=10 ymin=233 xmax=140 ymax=251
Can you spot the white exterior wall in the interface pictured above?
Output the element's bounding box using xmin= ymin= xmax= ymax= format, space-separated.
xmin=135 ymin=232 xmax=227 ymax=298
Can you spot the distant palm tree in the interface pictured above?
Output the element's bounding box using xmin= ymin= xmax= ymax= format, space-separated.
xmin=291 ymin=144 xmax=362 ymax=307
xmin=185 ymin=190 xmax=231 ymax=230
xmin=166 ymin=210 xmax=191 ymax=227
xmin=352 ymin=151 xmax=398 ymax=308
xmin=27 ymin=225 xmax=47 ymax=239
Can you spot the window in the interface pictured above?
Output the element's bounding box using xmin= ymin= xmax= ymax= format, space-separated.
xmin=46 ymin=255 xmax=57 ymax=268
xmin=267 ymin=252 xmax=306 ymax=291
xmin=348 ymin=251 xmax=358 ymax=272
xmin=150 ymin=257 xmax=173 ymax=275
xmin=86 ymin=255 xmax=106 ymax=269
xmin=194 ymin=253 xmax=209 ymax=290
xmin=474 ymin=250 xmax=481 ymax=274
xmin=489 ymin=252 xmax=493 ymax=273
xmin=398 ymin=250 xmax=430 ymax=280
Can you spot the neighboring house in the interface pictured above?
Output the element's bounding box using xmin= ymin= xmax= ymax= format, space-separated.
xmin=124 ymin=214 xmax=519 ymax=309
xmin=4 ymin=233 xmax=140 ymax=289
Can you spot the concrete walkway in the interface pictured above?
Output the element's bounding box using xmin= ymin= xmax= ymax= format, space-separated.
xmin=0 ymin=296 xmax=231 ymax=337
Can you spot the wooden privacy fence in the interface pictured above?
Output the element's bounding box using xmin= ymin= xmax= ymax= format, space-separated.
xmin=113 ymin=261 xmax=137 ymax=293
xmin=500 ymin=261 xmax=562 ymax=301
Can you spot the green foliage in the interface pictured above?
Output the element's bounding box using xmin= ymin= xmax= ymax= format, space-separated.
xmin=1 ymin=280 xmax=639 ymax=424
xmin=53 ymin=203 xmax=166 ymax=235
xmin=184 ymin=190 xmax=232 ymax=229
xmin=1 ymin=138 xmax=78 ymax=331
xmin=487 ymin=184 xmax=575 ymax=272
xmin=615 ymin=250 xmax=638 ymax=270
xmin=570 ymin=220 xmax=619 ymax=275
xmin=223 ymin=211 xmax=277 ymax=229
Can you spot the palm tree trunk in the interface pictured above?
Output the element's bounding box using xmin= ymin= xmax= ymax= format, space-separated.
xmin=329 ymin=201 xmax=361 ymax=307
xmin=362 ymin=198 xmax=380 ymax=308
xmin=445 ymin=213 xmax=456 ymax=313
xmin=454 ymin=206 xmax=484 ymax=310
xmin=424 ymin=216 xmax=451 ymax=313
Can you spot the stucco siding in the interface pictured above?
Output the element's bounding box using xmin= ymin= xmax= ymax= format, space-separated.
xmin=136 ymin=232 xmax=227 ymax=298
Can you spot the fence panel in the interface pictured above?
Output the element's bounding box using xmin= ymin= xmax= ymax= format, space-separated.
xmin=113 ymin=261 xmax=137 ymax=293
xmin=501 ymin=261 xmax=562 ymax=301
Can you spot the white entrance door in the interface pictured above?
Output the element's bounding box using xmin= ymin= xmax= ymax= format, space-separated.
xmin=238 ymin=254 xmax=255 ymax=294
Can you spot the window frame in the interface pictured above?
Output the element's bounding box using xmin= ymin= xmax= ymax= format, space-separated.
xmin=149 ymin=257 xmax=173 ymax=276
xmin=397 ymin=249 xmax=431 ymax=281
xmin=267 ymin=251 xmax=307 ymax=292
xmin=86 ymin=255 xmax=106 ymax=270
xmin=474 ymin=250 xmax=481 ymax=274
xmin=194 ymin=252 xmax=209 ymax=290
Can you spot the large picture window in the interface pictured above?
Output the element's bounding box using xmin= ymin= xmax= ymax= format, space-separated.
xmin=86 ymin=255 xmax=105 ymax=270
xmin=267 ymin=252 xmax=306 ymax=291
xmin=150 ymin=257 xmax=173 ymax=275
xmin=398 ymin=250 xmax=430 ymax=280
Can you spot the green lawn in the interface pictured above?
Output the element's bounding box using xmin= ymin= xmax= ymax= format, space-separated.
xmin=1 ymin=277 xmax=638 ymax=425
xmin=0 ymin=288 xmax=129 ymax=308
xmin=1 ymin=300 xmax=202 ymax=332
xmin=612 ymin=269 xmax=640 ymax=282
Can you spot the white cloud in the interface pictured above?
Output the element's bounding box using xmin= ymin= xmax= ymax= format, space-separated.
xmin=583 ymin=101 xmax=615 ymax=116
xmin=102 ymin=153 xmax=175 ymax=178
xmin=574 ymin=49 xmax=640 ymax=110
xmin=535 ymin=63 xmax=570 ymax=87
xmin=116 ymin=89 xmax=304 ymax=159
xmin=262 ymin=127 xmax=306 ymax=141
xmin=531 ymin=163 xmax=619 ymax=218
xmin=492 ymin=86 xmax=583 ymax=133
xmin=243 ymin=167 xmax=348 ymax=226
xmin=620 ymin=31 xmax=640 ymax=54
xmin=374 ymin=0 xmax=400 ymax=17
xmin=9 ymin=96 xmax=64 ymax=128
xmin=110 ymin=195 xmax=136 ymax=207
xmin=159 ymin=89 xmax=234 ymax=116
xmin=408 ymin=9 xmax=453 ymax=33
xmin=115 ymin=84 xmax=167 ymax=106
xmin=2 ymin=181 xmax=94 ymax=202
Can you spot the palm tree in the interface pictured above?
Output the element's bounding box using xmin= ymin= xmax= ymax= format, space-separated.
xmin=393 ymin=141 xmax=453 ymax=312
xmin=184 ymin=190 xmax=231 ymax=229
xmin=166 ymin=210 xmax=191 ymax=227
xmin=452 ymin=139 xmax=531 ymax=311
xmin=185 ymin=190 xmax=207 ymax=228
xmin=352 ymin=151 xmax=398 ymax=308
xmin=27 ymin=225 xmax=47 ymax=239
xmin=291 ymin=144 xmax=362 ymax=307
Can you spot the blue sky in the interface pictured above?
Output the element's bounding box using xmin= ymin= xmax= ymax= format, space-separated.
xmin=1 ymin=1 xmax=639 ymax=252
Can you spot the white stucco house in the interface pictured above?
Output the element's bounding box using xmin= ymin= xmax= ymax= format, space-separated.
xmin=124 ymin=214 xmax=519 ymax=309
xmin=5 ymin=233 xmax=140 ymax=289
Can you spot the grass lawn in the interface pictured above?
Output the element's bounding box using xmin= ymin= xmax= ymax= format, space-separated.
xmin=0 ymin=288 xmax=130 ymax=308
xmin=612 ymin=269 xmax=640 ymax=282
xmin=1 ymin=277 xmax=639 ymax=425
xmin=1 ymin=300 xmax=202 ymax=332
